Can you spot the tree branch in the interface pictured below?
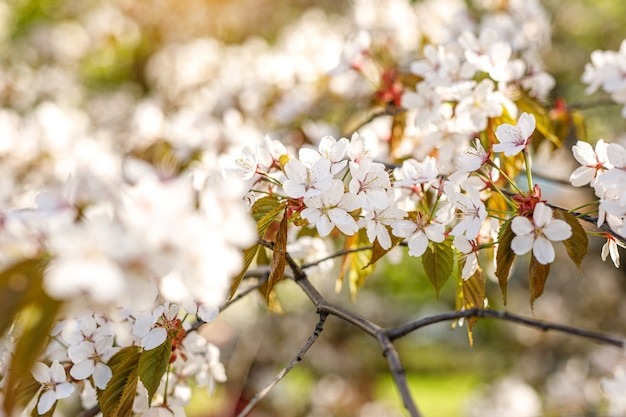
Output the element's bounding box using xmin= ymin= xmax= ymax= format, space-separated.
xmin=235 ymin=312 xmax=328 ymax=417
xmin=386 ymin=308 xmax=625 ymax=347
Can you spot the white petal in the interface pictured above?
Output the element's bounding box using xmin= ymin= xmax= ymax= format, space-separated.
xmin=532 ymin=203 xmax=553 ymax=227
xmin=338 ymin=192 xmax=362 ymax=212
xmin=532 ymin=236 xmax=555 ymax=264
xmin=392 ymin=220 xmax=416 ymax=238
xmin=70 ymin=360 xmax=95 ymax=380
xmin=284 ymin=159 xmax=307 ymax=181
xmin=517 ymin=112 xmax=536 ymax=139
xmin=542 ymin=220 xmax=572 ymax=241
xmin=328 ymin=209 xmax=358 ymax=235
xmin=569 ymin=166 xmax=596 ymax=187
xmin=282 ymin=180 xmax=306 ymax=198
xmin=197 ymin=304 xmax=219 ymax=322
xmin=50 ymin=360 xmax=67 ymax=384
xmin=68 ymin=342 xmax=94 ymax=363
xmin=141 ymin=327 xmax=167 ymax=350
xmin=408 ymin=232 xmax=428 ymax=257
xmin=31 ymin=362 xmax=50 ymax=384
xmin=133 ymin=313 xmax=156 ymax=338
xmin=93 ymin=363 xmax=113 ymax=390
xmin=316 ymin=215 xmax=334 ymax=237
xmin=511 ymin=216 xmax=534 ymax=236
xmin=55 ymin=381 xmax=75 ymax=399
xmin=38 ymin=391 xmax=56 ymax=414
xmin=572 ymin=141 xmax=596 ymax=165
xmin=511 ymin=235 xmax=533 ymax=255
xmin=376 ymin=223 xmax=392 ymax=250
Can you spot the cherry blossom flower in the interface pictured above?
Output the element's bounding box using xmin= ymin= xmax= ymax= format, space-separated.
xmin=31 ymin=360 xmax=75 ymax=414
xmin=68 ymin=336 xmax=118 ymax=389
xmin=569 ymin=140 xmax=611 ymax=187
xmin=301 ymin=179 xmax=360 ymax=237
xmin=453 ymin=235 xmax=479 ymax=280
xmin=392 ymin=212 xmax=446 ymax=257
xmin=601 ymin=235 xmax=624 ymax=268
xmin=394 ymin=157 xmax=439 ymax=190
xmin=454 ymin=138 xmax=490 ymax=174
xmin=282 ymin=158 xmax=332 ymax=198
xmin=348 ymin=158 xmax=391 ymax=210
xmin=360 ymin=194 xmax=407 ymax=250
xmin=455 ymin=79 xmax=504 ymax=132
xmin=510 ymin=202 xmax=572 ymax=265
xmin=492 ymin=112 xmax=536 ymax=157
xmin=450 ymin=187 xmax=488 ymax=239
xmin=133 ymin=303 xmax=180 ymax=350
xmin=299 ymin=136 xmax=349 ymax=175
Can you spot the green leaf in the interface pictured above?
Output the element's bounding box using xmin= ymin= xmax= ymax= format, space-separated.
xmin=0 ymin=259 xmax=48 ymax=342
xmin=252 ymin=196 xmax=285 ymax=238
xmin=229 ymin=244 xmax=260 ymax=299
xmin=422 ymin=241 xmax=454 ymax=298
xmin=553 ymin=209 xmax=588 ymax=271
xmin=495 ymin=220 xmax=516 ymax=304
xmin=138 ymin=339 xmax=173 ymax=406
xmin=346 ymin=230 xmax=375 ymax=301
xmin=462 ymin=267 xmax=486 ymax=346
xmin=266 ymin=210 xmax=288 ymax=302
xmin=4 ymin=263 xmax=62 ymax=416
xmin=98 ymin=346 xmax=141 ymax=417
xmin=529 ymin=255 xmax=551 ymax=311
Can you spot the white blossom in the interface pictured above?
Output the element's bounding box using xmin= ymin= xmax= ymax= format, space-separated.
xmin=510 ymin=203 xmax=572 ymax=264
xmin=301 ymin=179 xmax=360 ymax=237
xmin=282 ymin=158 xmax=332 ymax=198
xmin=492 ymin=112 xmax=536 ymax=157
xmin=31 ymin=360 xmax=75 ymax=414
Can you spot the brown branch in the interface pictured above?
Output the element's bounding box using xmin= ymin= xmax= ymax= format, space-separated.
xmin=386 ymin=308 xmax=624 ymax=347
xmin=235 ymin=312 xmax=328 ymax=417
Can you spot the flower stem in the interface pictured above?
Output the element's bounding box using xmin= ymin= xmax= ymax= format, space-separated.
xmin=522 ymin=149 xmax=533 ymax=191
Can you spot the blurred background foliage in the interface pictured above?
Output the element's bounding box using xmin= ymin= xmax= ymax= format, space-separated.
xmin=1 ymin=0 xmax=626 ymax=416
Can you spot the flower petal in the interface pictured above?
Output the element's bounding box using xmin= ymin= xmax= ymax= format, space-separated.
xmin=511 ymin=234 xmax=534 ymax=256
xmin=37 ymin=391 xmax=56 ymax=415
xmin=542 ymin=219 xmax=572 ymax=241
xmin=532 ymin=236 xmax=555 ymax=264
xmin=141 ymin=327 xmax=167 ymax=350
xmin=511 ymin=216 xmax=534 ymax=236
xmin=70 ymin=360 xmax=95 ymax=380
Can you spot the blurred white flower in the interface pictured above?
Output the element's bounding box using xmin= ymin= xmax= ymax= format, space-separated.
xmin=569 ymin=139 xmax=611 ymax=187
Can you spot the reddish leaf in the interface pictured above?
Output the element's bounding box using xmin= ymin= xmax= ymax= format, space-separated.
xmin=529 ymin=255 xmax=551 ymax=311
xmin=365 ymin=230 xmax=403 ymax=268
xmin=266 ymin=209 xmax=288 ymax=302
xmin=495 ymin=220 xmax=516 ymax=304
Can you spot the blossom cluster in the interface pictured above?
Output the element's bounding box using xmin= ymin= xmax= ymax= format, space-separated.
xmin=582 ymin=40 xmax=626 ymax=117
xmin=1 ymin=303 xmax=224 ymax=415
xmin=230 ymin=112 xmax=577 ymax=281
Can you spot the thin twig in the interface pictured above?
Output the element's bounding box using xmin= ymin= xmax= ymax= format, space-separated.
xmin=387 ymin=308 xmax=624 ymax=347
xmin=235 ymin=312 xmax=328 ymax=417
xmin=301 ymin=246 xmax=373 ymax=269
